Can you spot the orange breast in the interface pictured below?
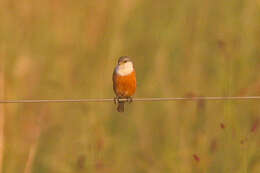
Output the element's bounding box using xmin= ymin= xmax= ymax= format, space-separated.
xmin=113 ymin=70 xmax=136 ymax=97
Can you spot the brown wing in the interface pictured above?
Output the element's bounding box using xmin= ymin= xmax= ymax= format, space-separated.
xmin=112 ymin=68 xmax=118 ymax=95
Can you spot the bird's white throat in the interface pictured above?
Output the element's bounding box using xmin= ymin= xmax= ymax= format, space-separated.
xmin=116 ymin=62 xmax=134 ymax=76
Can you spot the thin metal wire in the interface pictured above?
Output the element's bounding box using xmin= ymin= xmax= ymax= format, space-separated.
xmin=1 ymin=96 xmax=260 ymax=104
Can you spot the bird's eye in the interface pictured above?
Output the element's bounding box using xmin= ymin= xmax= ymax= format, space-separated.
xmin=124 ymin=60 xmax=127 ymax=63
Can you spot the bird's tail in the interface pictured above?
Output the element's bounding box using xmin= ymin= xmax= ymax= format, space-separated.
xmin=117 ymin=102 xmax=125 ymax=112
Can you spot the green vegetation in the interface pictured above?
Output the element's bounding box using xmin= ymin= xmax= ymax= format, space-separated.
xmin=1 ymin=0 xmax=260 ymax=172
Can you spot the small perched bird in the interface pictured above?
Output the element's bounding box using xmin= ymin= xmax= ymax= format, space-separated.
xmin=113 ymin=56 xmax=136 ymax=112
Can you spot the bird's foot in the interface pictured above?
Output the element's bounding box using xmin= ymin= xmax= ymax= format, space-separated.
xmin=127 ymin=97 xmax=133 ymax=104
xmin=114 ymin=97 xmax=119 ymax=104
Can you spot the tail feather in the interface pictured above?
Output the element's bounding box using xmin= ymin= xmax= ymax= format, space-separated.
xmin=117 ymin=102 xmax=125 ymax=112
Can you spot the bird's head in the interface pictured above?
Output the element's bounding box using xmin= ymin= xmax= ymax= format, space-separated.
xmin=116 ymin=56 xmax=134 ymax=76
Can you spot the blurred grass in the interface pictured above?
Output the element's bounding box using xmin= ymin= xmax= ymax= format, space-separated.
xmin=1 ymin=0 xmax=260 ymax=172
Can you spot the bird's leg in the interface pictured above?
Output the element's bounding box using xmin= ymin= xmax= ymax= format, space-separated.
xmin=127 ymin=97 xmax=133 ymax=104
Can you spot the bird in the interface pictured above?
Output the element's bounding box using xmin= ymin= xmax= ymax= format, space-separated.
xmin=113 ymin=56 xmax=136 ymax=112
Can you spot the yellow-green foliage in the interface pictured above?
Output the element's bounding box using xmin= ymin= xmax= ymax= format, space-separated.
xmin=1 ymin=0 xmax=260 ymax=172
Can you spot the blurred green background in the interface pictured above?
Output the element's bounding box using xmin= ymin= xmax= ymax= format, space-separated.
xmin=0 ymin=0 xmax=260 ymax=172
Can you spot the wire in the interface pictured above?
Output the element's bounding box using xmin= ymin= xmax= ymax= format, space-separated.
xmin=1 ymin=96 xmax=260 ymax=104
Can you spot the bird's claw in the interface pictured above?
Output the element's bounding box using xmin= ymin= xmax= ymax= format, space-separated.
xmin=127 ymin=97 xmax=133 ymax=104
xmin=114 ymin=97 xmax=119 ymax=104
